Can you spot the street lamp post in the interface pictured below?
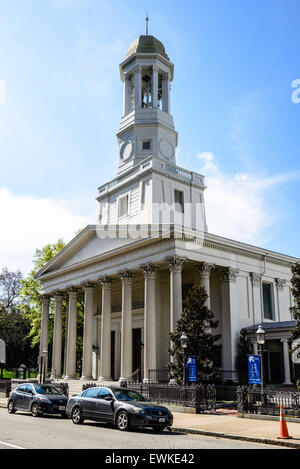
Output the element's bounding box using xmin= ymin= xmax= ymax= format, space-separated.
xmin=256 ymin=324 xmax=266 ymax=404
xmin=180 ymin=332 xmax=188 ymax=387
xmin=42 ymin=348 xmax=48 ymax=384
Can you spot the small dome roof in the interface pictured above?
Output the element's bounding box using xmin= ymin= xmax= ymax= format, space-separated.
xmin=125 ymin=35 xmax=169 ymax=60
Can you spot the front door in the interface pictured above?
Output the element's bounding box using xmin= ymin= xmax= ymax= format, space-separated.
xmin=94 ymin=388 xmax=115 ymax=422
xmin=132 ymin=328 xmax=142 ymax=381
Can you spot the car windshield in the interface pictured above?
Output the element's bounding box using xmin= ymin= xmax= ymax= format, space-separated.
xmin=33 ymin=384 xmax=62 ymax=395
xmin=113 ymin=389 xmax=148 ymax=402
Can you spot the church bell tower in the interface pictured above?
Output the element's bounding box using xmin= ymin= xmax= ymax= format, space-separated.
xmin=117 ymin=22 xmax=178 ymax=174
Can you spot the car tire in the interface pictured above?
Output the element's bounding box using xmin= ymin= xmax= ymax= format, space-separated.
xmin=152 ymin=426 xmax=166 ymax=432
xmin=71 ymin=406 xmax=84 ymax=424
xmin=116 ymin=410 xmax=130 ymax=431
xmin=7 ymin=400 xmax=16 ymax=414
xmin=31 ymin=403 xmax=40 ymax=417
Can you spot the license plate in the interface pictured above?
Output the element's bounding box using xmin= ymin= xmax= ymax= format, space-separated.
xmin=159 ymin=418 xmax=166 ymax=423
xmin=58 ymin=406 xmax=65 ymax=411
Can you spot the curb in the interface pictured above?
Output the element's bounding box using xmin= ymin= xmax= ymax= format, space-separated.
xmin=171 ymin=427 xmax=300 ymax=449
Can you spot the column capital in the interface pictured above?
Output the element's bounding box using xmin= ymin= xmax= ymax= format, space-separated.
xmin=120 ymin=270 xmax=133 ymax=284
xmin=218 ymin=267 xmax=239 ymax=283
xmin=100 ymin=276 xmax=112 ymax=288
xmin=41 ymin=294 xmax=51 ymax=304
xmin=198 ymin=262 xmax=214 ymax=278
xmin=276 ymin=278 xmax=287 ymax=290
xmin=140 ymin=263 xmax=159 ymax=279
xmin=152 ymin=64 xmax=159 ymax=73
xmin=53 ymin=291 xmax=63 ymax=301
xmin=67 ymin=287 xmax=78 ymax=299
xmin=82 ymin=282 xmax=96 ymax=294
xmin=166 ymin=256 xmax=187 ymax=273
xmin=250 ymin=272 xmax=262 ymax=287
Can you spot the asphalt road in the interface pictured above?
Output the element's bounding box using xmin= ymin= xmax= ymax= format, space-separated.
xmin=0 ymin=408 xmax=283 ymax=450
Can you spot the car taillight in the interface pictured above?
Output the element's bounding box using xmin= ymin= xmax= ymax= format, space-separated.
xmin=8 ymin=392 xmax=12 ymax=397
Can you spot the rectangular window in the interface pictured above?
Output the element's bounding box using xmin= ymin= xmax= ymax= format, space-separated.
xmin=118 ymin=194 xmax=129 ymax=218
xmin=142 ymin=140 xmax=151 ymax=150
xmin=174 ymin=189 xmax=184 ymax=213
xmin=262 ymin=282 xmax=274 ymax=320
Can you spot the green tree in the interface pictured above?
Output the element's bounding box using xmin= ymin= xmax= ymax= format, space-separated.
xmin=19 ymin=239 xmax=66 ymax=348
xmin=167 ymin=285 xmax=221 ymax=384
xmin=19 ymin=238 xmax=85 ymax=376
xmin=235 ymin=329 xmax=253 ymax=383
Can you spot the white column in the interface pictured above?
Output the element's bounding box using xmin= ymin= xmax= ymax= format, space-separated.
xmin=134 ymin=66 xmax=141 ymax=110
xmin=199 ymin=263 xmax=214 ymax=309
xmin=219 ymin=267 xmax=239 ymax=374
xmin=40 ymin=295 xmax=50 ymax=379
xmin=276 ymin=278 xmax=287 ymax=323
xmin=81 ymin=283 xmax=95 ymax=380
xmin=51 ymin=292 xmax=63 ymax=379
xmin=65 ymin=289 xmax=78 ymax=379
xmin=63 ymin=297 xmax=69 ymax=377
xmin=152 ymin=65 xmax=159 ymax=109
xmin=250 ymin=273 xmax=262 ymax=324
xmin=281 ymin=338 xmax=292 ymax=385
xmin=142 ymin=264 xmax=158 ymax=382
xmin=168 ymin=257 xmax=185 ymax=334
xmin=123 ymin=73 xmax=131 ymax=116
xmin=162 ymin=72 xmax=170 ymax=113
xmin=99 ymin=277 xmax=112 ymax=381
xmin=119 ymin=271 xmax=133 ymax=383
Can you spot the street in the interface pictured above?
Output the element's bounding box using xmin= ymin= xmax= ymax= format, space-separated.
xmin=0 ymin=408 xmax=284 ymax=450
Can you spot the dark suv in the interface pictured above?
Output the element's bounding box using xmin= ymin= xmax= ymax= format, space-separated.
xmin=7 ymin=383 xmax=68 ymax=417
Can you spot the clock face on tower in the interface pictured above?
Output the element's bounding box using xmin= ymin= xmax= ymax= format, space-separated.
xmin=120 ymin=140 xmax=134 ymax=161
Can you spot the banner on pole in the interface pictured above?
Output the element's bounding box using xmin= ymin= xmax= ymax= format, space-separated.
xmin=186 ymin=355 xmax=197 ymax=382
xmin=248 ymin=354 xmax=261 ymax=384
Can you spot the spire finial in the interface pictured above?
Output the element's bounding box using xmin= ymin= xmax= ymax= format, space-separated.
xmin=146 ymin=12 xmax=149 ymax=35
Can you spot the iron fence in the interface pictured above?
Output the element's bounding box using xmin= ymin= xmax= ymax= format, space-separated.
xmin=237 ymin=385 xmax=300 ymax=418
xmin=81 ymin=381 xmax=216 ymax=414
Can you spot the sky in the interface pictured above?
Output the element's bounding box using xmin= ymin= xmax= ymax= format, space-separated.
xmin=0 ymin=0 xmax=299 ymax=274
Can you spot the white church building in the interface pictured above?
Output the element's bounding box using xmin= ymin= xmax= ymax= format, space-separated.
xmin=36 ymin=31 xmax=298 ymax=387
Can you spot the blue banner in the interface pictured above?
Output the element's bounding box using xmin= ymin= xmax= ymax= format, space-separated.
xmin=186 ymin=356 xmax=197 ymax=382
xmin=248 ymin=354 xmax=261 ymax=384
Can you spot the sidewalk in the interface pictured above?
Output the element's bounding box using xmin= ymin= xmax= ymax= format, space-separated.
xmin=1 ymin=397 xmax=299 ymax=448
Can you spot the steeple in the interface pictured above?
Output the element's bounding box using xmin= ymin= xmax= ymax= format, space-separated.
xmin=117 ymin=28 xmax=177 ymax=174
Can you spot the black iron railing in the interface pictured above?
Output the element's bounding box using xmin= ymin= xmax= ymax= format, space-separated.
xmin=237 ymin=385 xmax=300 ymax=417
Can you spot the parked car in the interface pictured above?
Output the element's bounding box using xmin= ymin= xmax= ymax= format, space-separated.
xmin=7 ymin=383 xmax=69 ymax=417
xmin=66 ymin=386 xmax=173 ymax=431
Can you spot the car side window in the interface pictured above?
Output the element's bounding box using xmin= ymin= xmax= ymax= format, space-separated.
xmin=83 ymin=388 xmax=99 ymax=398
xmin=26 ymin=385 xmax=34 ymax=394
xmin=98 ymin=388 xmax=113 ymax=399
xmin=17 ymin=385 xmax=26 ymax=393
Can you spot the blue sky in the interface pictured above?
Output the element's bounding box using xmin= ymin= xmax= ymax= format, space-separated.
xmin=0 ymin=0 xmax=299 ymax=273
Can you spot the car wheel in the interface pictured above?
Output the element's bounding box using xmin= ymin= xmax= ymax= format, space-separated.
xmin=116 ymin=410 xmax=130 ymax=431
xmin=8 ymin=400 xmax=16 ymax=414
xmin=71 ymin=406 xmax=84 ymax=424
xmin=152 ymin=426 xmax=166 ymax=432
xmin=31 ymin=403 xmax=40 ymax=417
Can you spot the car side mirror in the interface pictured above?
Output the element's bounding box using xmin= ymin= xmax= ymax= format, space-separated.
xmin=104 ymin=396 xmax=113 ymax=401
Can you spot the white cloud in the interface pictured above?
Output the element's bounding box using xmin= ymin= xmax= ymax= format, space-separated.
xmin=0 ymin=187 xmax=96 ymax=275
xmin=197 ymin=152 xmax=299 ymax=246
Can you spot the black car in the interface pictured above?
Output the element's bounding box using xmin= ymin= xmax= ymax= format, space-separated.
xmin=7 ymin=383 xmax=69 ymax=417
xmin=66 ymin=386 xmax=173 ymax=431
